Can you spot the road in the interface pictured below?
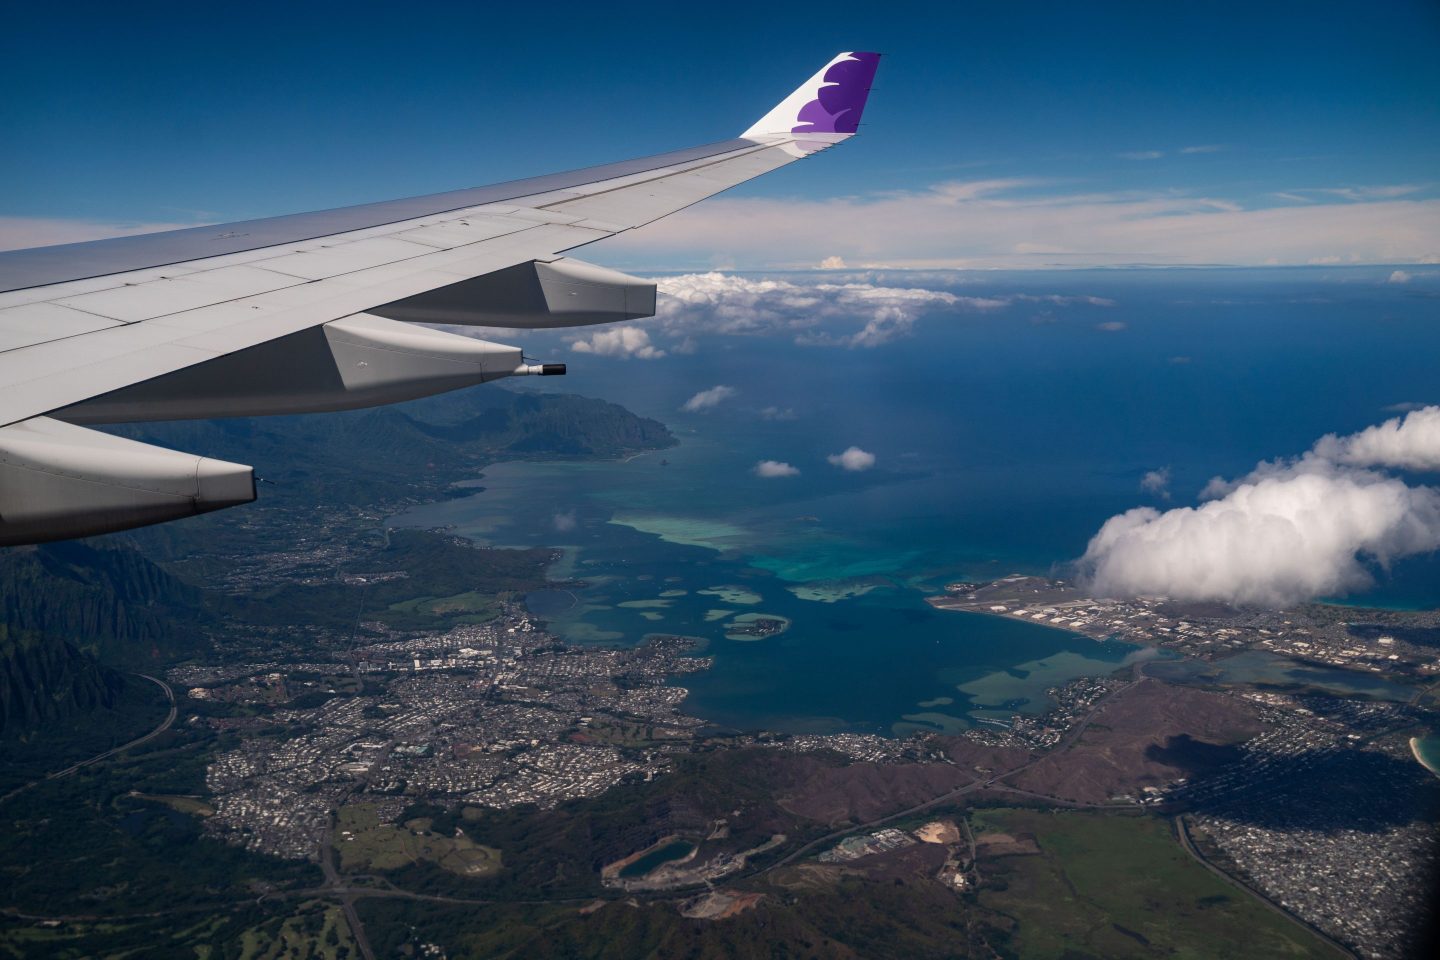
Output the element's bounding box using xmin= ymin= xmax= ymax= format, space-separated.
xmin=1172 ymin=815 xmax=1358 ymax=960
xmin=0 ymin=673 xmax=176 ymax=804
xmin=312 ymin=733 xmax=398 ymax=960
xmin=319 ymin=823 xmax=376 ymax=960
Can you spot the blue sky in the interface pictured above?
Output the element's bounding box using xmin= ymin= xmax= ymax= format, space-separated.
xmin=2 ymin=1 xmax=1438 ymax=266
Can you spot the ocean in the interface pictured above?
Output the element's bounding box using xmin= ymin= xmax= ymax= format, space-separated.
xmin=394 ymin=266 xmax=1440 ymax=735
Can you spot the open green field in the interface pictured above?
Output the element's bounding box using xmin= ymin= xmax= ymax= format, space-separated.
xmin=228 ymin=901 xmax=358 ymax=960
xmin=131 ymin=791 xmax=216 ymax=817
xmin=971 ymin=808 xmax=1347 ymax=959
xmin=385 ymin=589 xmax=498 ymax=622
xmin=0 ymin=901 xmax=356 ymax=960
xmin=335 ymin=804 xmax=501 ymax=878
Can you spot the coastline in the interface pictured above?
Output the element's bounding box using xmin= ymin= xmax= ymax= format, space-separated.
xmin=926 ymin=594 xmax=1121 ymax=645
xmin=1409 ymin=737 xmax=1440 ymax=779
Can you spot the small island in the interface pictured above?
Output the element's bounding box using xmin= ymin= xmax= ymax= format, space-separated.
xmin=723 ymin=612 xmax=791 ymax=641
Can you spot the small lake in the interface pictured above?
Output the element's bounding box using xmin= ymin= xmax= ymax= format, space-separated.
xmin=619 ymin=839 xmax=695 ymax=878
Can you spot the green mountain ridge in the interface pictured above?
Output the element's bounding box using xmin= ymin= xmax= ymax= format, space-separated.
xmin=0 ymin=626 xmax=126 ymax=738
xmin=0 ymin=541 xmax=208 ymax=667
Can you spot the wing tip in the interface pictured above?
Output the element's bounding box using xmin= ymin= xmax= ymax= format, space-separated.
xmin=741 ymin=51 xmax=882 ymax=139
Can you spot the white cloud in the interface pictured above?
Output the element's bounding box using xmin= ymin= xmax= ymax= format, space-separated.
xmin=682 ymin=384 xmax=737 ymax=412
xmin=599 ymin=179 xmax=1440 ymax=270
xmin=568 ymin=326 xmax=665 ymax=359
xmin=754 ymin=460 xmax=800 ymax=478
xmin=1180 ymin=145 xmax=1226 ymax=154
xmin=552 ymin=510 xmax=577 ymax=532
xmin=1140 ymin=467 xmax=1172 ymax=500
xmin=1014 ymin=294 xmax=1118 ymax=307
xmin=818 ymin=255 xmax=847 ymax=269
xmin=1389 ymin=269 xmax=1412 ymax=284
xmin=827 ymin=446 xmax=876 ymax=472
xmin=931 ymin=179 xmax=1041 ymax=202
xmin=759 ymin=406 xmax=797 ymax=421
xmin=1313 ymin=405 xmax=1440 ymax=472
xmin=1117 ymin=150 xmax=1165 ymax=160
xmin=651 ymin=272 xmax=996 ymax=349
xmin=1095 ymin=320 xmax=1127 ymax=332
xmin=1078 ymin=407 xmax=1440 ymax=607
xmin=1316 ymin=184 xmax=1424 ymax=202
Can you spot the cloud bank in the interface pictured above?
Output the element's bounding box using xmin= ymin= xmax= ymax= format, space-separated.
xmin=600 ymin=179 xmax=1440 ymax=269
xmin=1078 ymin=406 xmax=1440 ymax=607
xmin=827 ymin=446 xmax=876 ymax=472
xmin=754 ymin=460 xmax=800 ymax=478
xmin=652 ymin=272 xmax=993 ymax=349
xmin=682 ymin=385 xmax=737 ymax=412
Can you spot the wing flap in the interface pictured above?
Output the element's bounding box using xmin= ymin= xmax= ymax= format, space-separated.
xmin=257 ymin=235 xmax=443 ymax=281
xmin=54 ymin=263 xmax=311 ymax=323
xmin=0 ymin=302 xmax=123 ymax=351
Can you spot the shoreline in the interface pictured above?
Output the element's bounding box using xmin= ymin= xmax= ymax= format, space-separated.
xmin=1409 ymin=737 xmax=1440 ymax=779
xmin=926 ymin=595 xmax=1124 ymax=645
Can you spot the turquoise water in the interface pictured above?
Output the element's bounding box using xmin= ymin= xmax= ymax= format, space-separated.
xmin=395 ymin=267 xmax=1440 ymax=735
xmin=1143 ymin=650 xmax=1416 ymax=701
xmin=1413 ymin=737 xmax=1440 ymax=779
xmin=397 ymin=449 xmax=1148 ymax=736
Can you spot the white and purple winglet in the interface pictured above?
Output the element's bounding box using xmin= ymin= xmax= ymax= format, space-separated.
xmin=743 ymin=51 xmax=881 ymax=139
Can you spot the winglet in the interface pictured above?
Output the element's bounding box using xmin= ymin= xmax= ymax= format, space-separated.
xmin=742 ymin=52 xmax=881 ymax=139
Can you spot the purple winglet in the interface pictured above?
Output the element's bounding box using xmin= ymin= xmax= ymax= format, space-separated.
xmin=791 ymin=52 xmax=881 ymax=134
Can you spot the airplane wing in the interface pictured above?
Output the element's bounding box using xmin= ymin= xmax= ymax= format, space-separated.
xmin=0 ymin=52 xmax=880 ymax=545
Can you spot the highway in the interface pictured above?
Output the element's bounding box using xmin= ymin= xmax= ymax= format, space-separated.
xmin=0 ymin=673 xmax=176 ymax=804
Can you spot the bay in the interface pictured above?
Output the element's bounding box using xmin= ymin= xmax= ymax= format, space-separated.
xmin=394 ymin=267 xmax=1440 ymax=734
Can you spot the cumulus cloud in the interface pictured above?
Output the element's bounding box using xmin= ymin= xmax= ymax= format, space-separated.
xmin=568 ymin=326 xmax=664 ymax=359
xmin=760 ymin=406 xmax=797 ymax=421
xmin=682 ymin=385 xmax=737 ymax=412
xmin=552 ymin=510 xmax=578 ymax=532
xmin=819 ymin=255 xmax=847 ymax=269
xmin=1313 ymin=405 xmax=1440 ymax=472
xmin=754 ymin=460 xmax=800 ymax=478
xmin=1140 ymin=467 xmax=1172 ymax=500
xmin=827 ymin=446 xmax=877 ymax=472
xmin=1389 ymin=269 xmax=1412 ymax=284
xmin=1077 ymin=406 xmax=1440 ymax=607
xmin=651 ymin=272 xmax=998 ymax=349
xmin=1095 ymin=321 xmax=1128 ymax=332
